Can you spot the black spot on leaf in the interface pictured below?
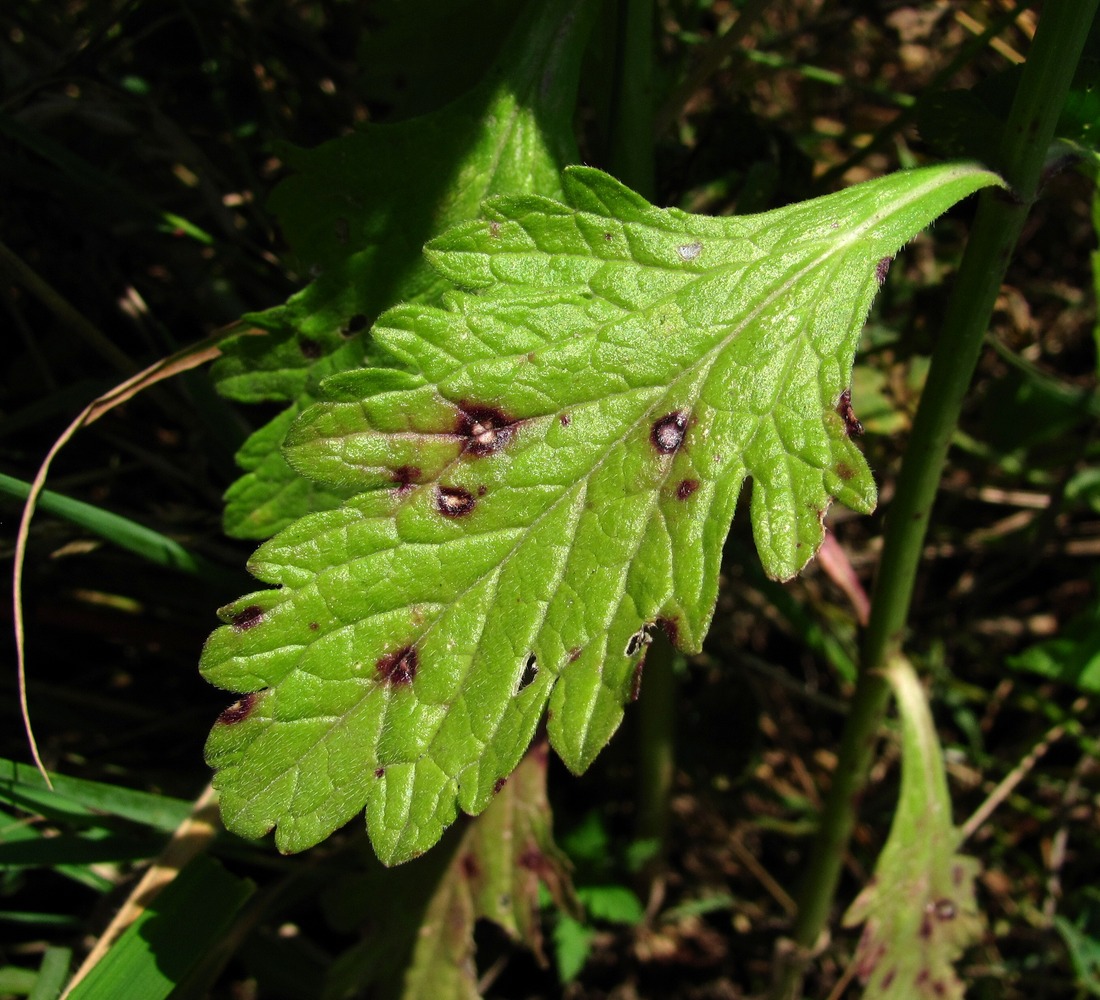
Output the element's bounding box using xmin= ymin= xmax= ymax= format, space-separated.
xmin=559 ymin=413 xmax=571 ymax=427
xmin=517 ymin=654 xmax=538 ymax=693
xmin=377 ymin=645 xmax=418 ymax=685
xmin=568 ymin=646 xmax=582 ymax=662
xmin=651 ymin=411 xmax=688 ymax=454
xmin=837 ymin=388 xmax=864 ymax=436
xmin=435 ymin=486 xmax=476 ymax=517
xmin=230 ymin=605 xmax=264 ymax=631
xmin=299 ymin=337 xmax=322 ymax=359
xmin=218 ymin=692 xmax=259 ymax=725
xmin=625 ymin=624 xmax=653 ymax=656
xmin=676 ymin=478 xmax=699 ymax=500
xmin=309 ymin=622 xmax=319 ymax=631
xmin=493 ymin=776 xmax=507 ymax=794
xmin=456 ymin=404 xmax=516 ymax=456
xmin=374 ymin=767 xmax=385 ymax=778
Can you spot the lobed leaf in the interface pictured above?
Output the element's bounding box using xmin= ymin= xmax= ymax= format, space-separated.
xmin=201 ymin=162 xmax=1003 ymax=862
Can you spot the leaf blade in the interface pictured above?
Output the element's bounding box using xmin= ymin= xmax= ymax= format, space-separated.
xmin=203 ymin=162 xmax=1003 ymax=861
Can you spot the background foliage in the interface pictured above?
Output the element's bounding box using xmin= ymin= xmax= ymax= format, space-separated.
xmin=2 ymin=1 xmax=1099 ymax=998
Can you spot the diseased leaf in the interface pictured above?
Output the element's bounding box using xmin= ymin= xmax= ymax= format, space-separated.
xmin=321 ymin=740 xmax=572 ymax=1000
xmin=843 ymin=656 xmax=984 ymax=998
xmin=200 ymin=161 xmax=1003 ymax=862
xmin=215 ymin=0 xmax=593 ymax=539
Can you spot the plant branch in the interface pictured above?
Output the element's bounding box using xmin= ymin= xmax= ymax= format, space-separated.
xmin=773 ymin=1 xmax=1100 ymax=994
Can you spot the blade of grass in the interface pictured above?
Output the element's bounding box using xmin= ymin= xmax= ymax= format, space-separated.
xmin=61 ymin=854 xmax=254 ymax=1000
xmin=0 ymin=473 xmax=232 ymax=583
xmin=59 ymin=784 xmax=230 ymax=999
xmin=29 ymin=948 xmax=73 ymax=1000
xmin=0 ymin=757 xmax=192 ymax=833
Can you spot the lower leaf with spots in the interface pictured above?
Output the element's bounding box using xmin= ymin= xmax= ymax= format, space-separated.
xmin=200 ymin=162 xmax=1003 ymax=862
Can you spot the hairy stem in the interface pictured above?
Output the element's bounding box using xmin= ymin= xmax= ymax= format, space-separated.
xmin=774 ymin=1 xmax=1100 ymax=994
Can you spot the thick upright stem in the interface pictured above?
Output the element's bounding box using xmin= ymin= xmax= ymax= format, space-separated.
xmin=774 ymin=2 xmax=1100 ymax=995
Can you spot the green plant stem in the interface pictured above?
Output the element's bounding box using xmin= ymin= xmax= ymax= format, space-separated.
xmin=635 ymin=634 xmax=677 ymax=864
xmin=774 ymin=1 xmax=1100 ymax=995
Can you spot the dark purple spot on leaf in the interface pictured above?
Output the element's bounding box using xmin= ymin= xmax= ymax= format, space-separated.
xmin=299 ymin=337 xmax=322 ymax=359
xmin=391 ymin=465 xmax=421 ymax=494
xmin=489 ymin=221 xmax=501 ymax=237
xmin=518 ymin=845 xmax=547 ymax=872
xmin=651 ymin=411 xmax=688 ymax=454
xmin=517 ymin=654 xmax=538 ymax=693
xmin=875 ymin=255 xmax=893 ymax=284
xmin=477 ymin=484 xmax=487 ymax=497
xmin=456 ymin=403 xmax=516 ymax=457
xmin=374 ymin=767 xmax=385 ymax=778
xmin=309 ymin=622 xmax=319 ymax=631
xmin=460 ymin=853 xmax=481 ymax=878
xmin=881 ymin=968 xmax=896 ymax=989
xmin=230 ymin=605 xmax=264 ymax=631
xmin=218 ymin=692 xmax=258 ymax=725
xmin=342 ymin=314 xmax=368 ymax=336
xmin=919 ymin=912 xmax=933 ymax=940
xmin=559 ymin=413 xmax=571 ymax=427
xmin=377 ymin=645 xmax=418 ymax=685
xmin=836 ymin=462 xmax=855 ymax=481
xmin=837 ymin=388 xmax=864 ymax=436
xmin=568 ymin=647 xmax=582 ymax=662
xmin=603 ymin=232 xmax=613 ymax=241
xmin=676 ymin=478 xmax=699 ymax=500
xmin=657 ymin=617 xmax=680 ymax=647
xmin=630 ymin=660 xmax=644 ymax=701
xmin=435 ymin=486 xmax=476 ymax=517
xmin=493 ymin=777 xmax=507 ymax=794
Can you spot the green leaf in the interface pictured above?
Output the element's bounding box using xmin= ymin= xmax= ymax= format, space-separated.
xmin=201 ymin=161 xmax=1002 ymax=863
xmin=577 ymin=885 xmax=645 ymax=925
xmin=322 ymin=741 xmax=573 ymax=999
xmin=1007 ymin=597 xmax=1100 ymax=693
xmin=1055 ymin=915 xmax=1100 ymax=996
xmin=63 ymin=856 xmax=254 ymax=1000
xmin=215 ymin=0 xmax=593 ymax=539
xmin=843 ymin=656 xmax=984 ymax=999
